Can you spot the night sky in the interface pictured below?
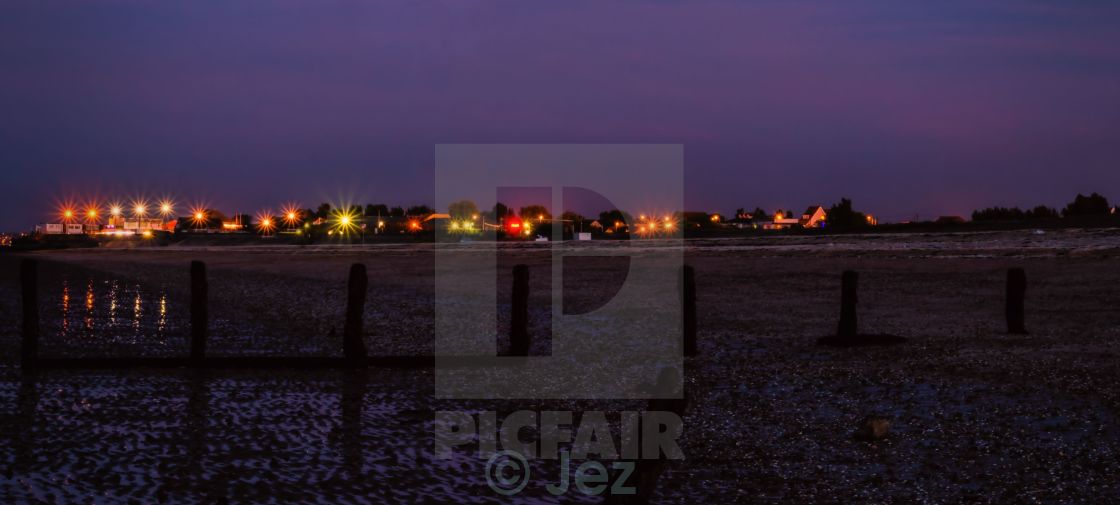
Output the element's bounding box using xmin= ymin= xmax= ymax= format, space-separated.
xmin=2 ymin=0 xmax=1119 ymax=230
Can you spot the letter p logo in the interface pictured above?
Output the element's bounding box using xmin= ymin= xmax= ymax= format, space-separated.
xmin=434 ymin=145 xmax=684 ymax=399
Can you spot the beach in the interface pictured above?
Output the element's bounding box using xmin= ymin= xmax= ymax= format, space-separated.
xmin=1 ymin=229 xmax=1119 ymax=502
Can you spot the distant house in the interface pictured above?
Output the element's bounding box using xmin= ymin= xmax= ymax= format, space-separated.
xmin=799 ymin=206 xmax=827 ymax=228
xmin=725 ymin=213 xmax=755 ymax=229
xmin=763 ymin=206 xmax=826 ymax=230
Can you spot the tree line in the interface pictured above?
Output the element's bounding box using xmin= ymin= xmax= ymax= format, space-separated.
xmin=972 ymin=193 xmax=1111 ymax=222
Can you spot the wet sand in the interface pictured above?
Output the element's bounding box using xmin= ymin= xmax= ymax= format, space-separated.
xmin=1 ymin=229 xmax=1119 ymax=502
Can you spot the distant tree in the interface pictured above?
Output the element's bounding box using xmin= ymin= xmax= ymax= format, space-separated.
xmin=204 ymin=209 xmax=228 ymax=229
xmin=825 ymin=198 xmax=869 ymax=229
xmin=1062 ymin=193 xmax=1110 ymax=217
xmin=519 ymin=205 xmax=551 ymax=221
xmin=315 ymin=203 xmax=332 ymax=219
xmin=388 ymin=206 xmax=405 ymax=217
xmin=365 ymin=204 xmax=389 ymax=217
xmin=751 ymin=207 xmax=770 ymax=221
xmin=972 ymin=206 xmax=1025 ymax=222
xmin=560 ymin=211 xmax=583 ymax=222
xmin=406 ymin=205 xmax=433 ymax=216
xmin=447 ymin=200 xmax=480 ymax=220
xmin=598 ymin=209 xmax=631 ymax=229
xmin=735 ymin=207 xmax=746 ymax=218
xmin=1025 ymin=205 xmax=1059 ymax=220
xmin=681 ymin=211 xmax=713 ymax=226
xmin=488 ymin=202 xmax=509 ymax=221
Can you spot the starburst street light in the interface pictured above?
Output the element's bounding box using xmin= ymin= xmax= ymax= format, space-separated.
xmin=190 ymin=206 xmax=208 ymax=228
xmin=332 ymin=207 xmax=360 ymax=235
xmin=256 ymin=210 xmax=276 ymax=236
xmin=281 ymin=204 xmax=302 ymax=229
xmin=110 ymin=204 xmax=122 ymax=217
xmin=133 ymin=201 xmax=148 ymax=218
xmin=159 ymin=200 xmax=174 ymax=218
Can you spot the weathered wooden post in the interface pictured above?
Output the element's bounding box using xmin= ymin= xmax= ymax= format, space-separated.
xmin=509 ymin=264 xmax=530 ymax=356
xmin=1006 ymin=268 xmax=1027 ymax=334
xmin=20 ymin=259 xmax=39 ymax=373
xmin=837 ymin=270 xmax=858 ymax=338
xmin=185 ymin=369 xmax=209 ymax=482
xmin=190 ymin=261 xmax=208 ymax=365
xmin=340 ymin=369 xmax=367 ymax=471
xmin=343 ymin=263 xmax=369 ymax=365
xmin=606 ymin=367 xmax=687 ymax=505
xmin=681 ymin=265 xmax=697 ymax=357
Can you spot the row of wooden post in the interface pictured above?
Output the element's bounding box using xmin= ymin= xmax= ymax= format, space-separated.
xmin=20 ymin=258 xmax=371 ymax=372
xmin=836 ymin=267 xmax=1028 ymax=339
xmin=17 ymin=258 xmax=1028 ymax=371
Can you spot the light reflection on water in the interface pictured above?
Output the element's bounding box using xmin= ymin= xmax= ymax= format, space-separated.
xmin=51 ymin=277 xmax=180 ymax=349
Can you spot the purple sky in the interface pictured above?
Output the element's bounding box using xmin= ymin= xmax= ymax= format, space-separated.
xmin=2 ymin=0 xmax=1119 ymax=230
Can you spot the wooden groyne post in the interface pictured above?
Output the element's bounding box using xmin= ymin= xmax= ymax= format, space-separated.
xmin=837 ymin=270 xmax=858 ymax=338
xmin=20 ymin=259 xmax=38 ymax=373
xmin=343 ymin=263 xmax=369 ymax=365
xmin=1006 ymin=268 xmax=1027 ymax=334
xmin=605 ymin=367 xmax=688 ymax=505
xmin=682 ymin=265 xmax=697 ymax=357
xmin=190 ymin=261 xmax=208 ymax=365
xmin=509 ymin=264 xmax=530 ymax=356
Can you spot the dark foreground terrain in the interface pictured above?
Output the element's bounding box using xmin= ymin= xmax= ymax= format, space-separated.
xmin=1 ymin=229 xmax=1119 ymax=502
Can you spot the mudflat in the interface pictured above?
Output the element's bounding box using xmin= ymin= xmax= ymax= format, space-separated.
xmin=1 ymin=229 xmax=1118 ymax=502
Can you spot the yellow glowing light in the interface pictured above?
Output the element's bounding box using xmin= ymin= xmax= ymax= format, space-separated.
xmin=63 ymin=209 xmax=74 ymax=219
xmin=110 ymin=205 xmax=122 ymax=217
xmin=664 ymin=222 xmax=674 ymax=230
xmin=87 ymin=209 xmax=98 ymax=219
xmin=377 ymin=220 xmax=385 ymax=228
xmin=133 ymin=201 xmax=148 ymax=217
xmin=142 ymin=230 xmax=153 ymax=238
xmin=451 ymin=221 xmax=459 ymax=230
xmin=331 ymin=207 xmax=360 ymax=234
xmin=159 ymin=200 xmax=174 ymax=216
xmin=471 ymin=214 xmax=479 ymax=220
